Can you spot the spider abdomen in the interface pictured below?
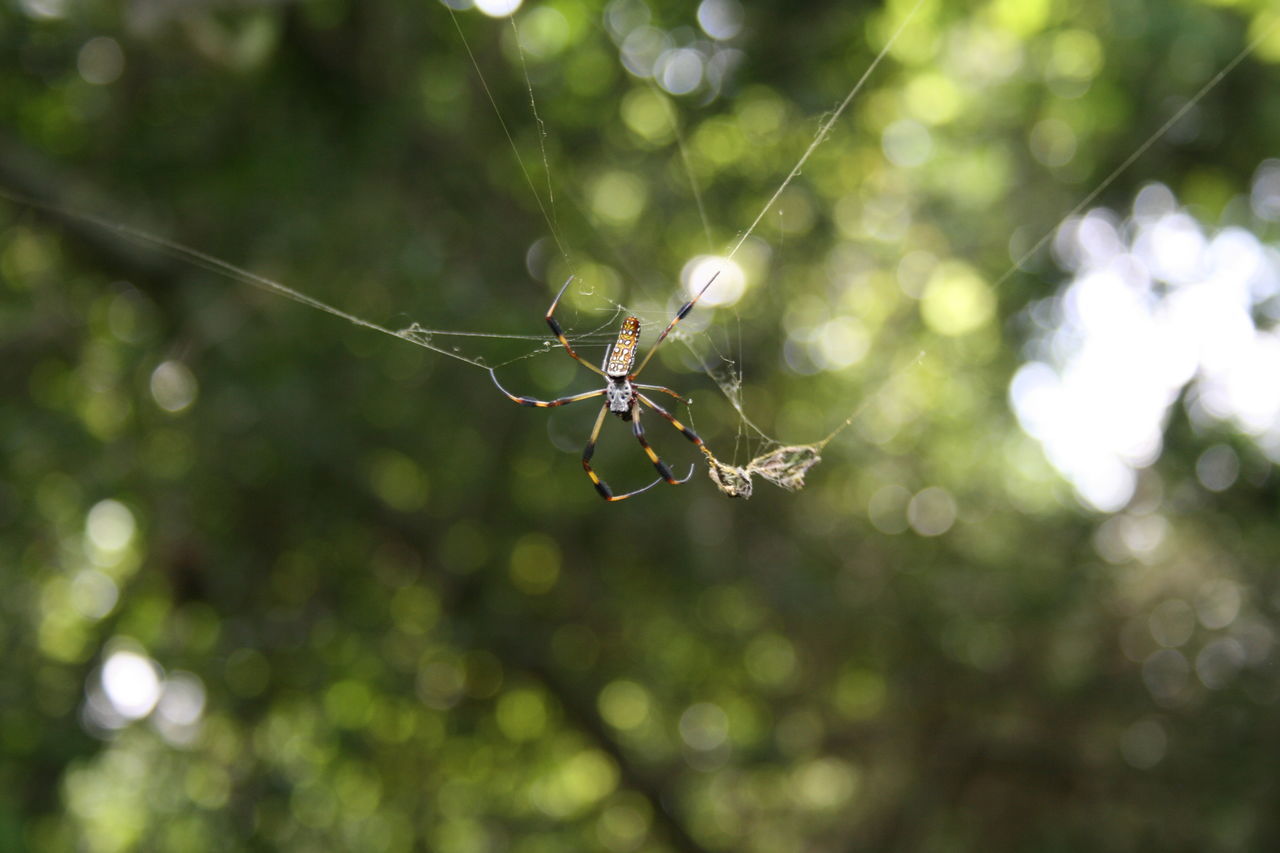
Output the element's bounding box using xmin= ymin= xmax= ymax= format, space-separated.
xmin=604 ymin=316 xmax=641 ymax=377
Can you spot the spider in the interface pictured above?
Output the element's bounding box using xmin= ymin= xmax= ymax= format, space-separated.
xmin=490 ymin=275 xmax=719 ymax=501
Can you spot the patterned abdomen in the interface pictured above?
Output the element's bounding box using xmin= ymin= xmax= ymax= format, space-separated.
xmin=604 ymin=316 xmax=641 ymax=377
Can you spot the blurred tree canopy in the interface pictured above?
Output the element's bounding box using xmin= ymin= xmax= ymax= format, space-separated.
xmin=3 ymin=0 xmax=1280 ymax=850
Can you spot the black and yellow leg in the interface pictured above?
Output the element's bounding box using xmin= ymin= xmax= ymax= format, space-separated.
xmin=489 ymin=368 xmax=604 ymax=408
xmin=631 ymin=268 xmax=721 ymax=378
xmin=546 ymin=276 xmax=606 ymax=378
xmin=631 ymin=409 xmax=693 ymax=485
xmin=582 ymin=404 xmax=666 ymax=501
xmin=637 ymin=393 xmax=717 ymax=463
xmin=634 ymin=383 xmax=690 ymax=404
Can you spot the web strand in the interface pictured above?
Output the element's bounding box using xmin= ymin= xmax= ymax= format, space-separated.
xmin=772 ymin=8 xmax=1277 ymax=471
xmin=446 ymin=6 xmax=571 ymax=265
xmin=0 ymin=187 xmax=586 ymax=369
xmin=990 ymin=14 xmax=1280 ymax=294
xmin=653 ymin=82 xmax=715 ymax=253
xmin=510 ymin=15 xmax=560 ymax=236
xmin=724 ymin=0 xmax=929 ymax=264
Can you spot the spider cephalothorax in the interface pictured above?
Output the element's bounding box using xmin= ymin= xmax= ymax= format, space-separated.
xmin=605 ymin=377 xmax=636 ymax=420
xmin=489 ymin=276 xmax=718 ymax=501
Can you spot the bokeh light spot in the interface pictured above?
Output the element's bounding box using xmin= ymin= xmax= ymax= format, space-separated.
xmin=77 ymin=37 xmax=124 ymax=85
xmin=102 ymin=649 xmax=162 ymax=720
xmin=156 ymin=672 xmax=206 ymax=728
xmin=1120 ymin=717 xmax=1167 ymax=769
xmin=597 ymin=798 xmax=651 ymax=850
xmin=792 ymin=757 xmax=858 ymax=811
xmin=815 ymin=316 xmax=870 ymax=370
xmin=1047 ymin=29 xmax=1103 ymax=82
xmin=1142 ymin=648 xmax=1189 ymax=705
xmin=1251 ymin=159 xmax=1280 ymax=221
xmin=150 ymin=360 xmax=198 ymax=413
xmin=325 ymin=679 xmax=374 ymax=728
xmin=1012 ymin=183 xmax=1280 ymax=511
xmin=1195 ymin=638 xmax=1246 ymax=690
xmin=920 ymin=261 xmax=994 ymax=336
xmin=1029 ymin=117 xmax=1078 ymax=167
xmin=516 ymin=6 xmax=570 ymax=58
xmin=987 ymin=0 xmax=1050 ymax=37
xmin=834 ymin=668 xmax=886 ymax=720
xmin=904 ymin=72 xmax=961 ymax=125
xmin=368 ymin=450 xmax=429 ymax=512
xmin=590 ymin=170 xmax=648 ymax=227
xmin=509 ymin=533 xmax=561 ymax=594
xmin=681 ymin=255 xmax=745 ymax=307
xmin=697 ymin=0 xmax=743 ymax=40
xmin=1195 ymin=579 xmax=1242 ymax=630
xmin=679 ymin=702 xmax=728 ymax=751
xmin=496 ymin=687 xmax=548 ymax=741
xmin=619 ymin=26 xmax=669 ymax=78
xmin=474 ymin=0 xmax=521 ymax=18
xmin=656 ymin=48 xmax=704 ymax=95
xmin=1195 ymin=444 xmax=1239 ymax=492
xmin=20 ymin=0 xmax=67 ymax=20
xmin=417 ymin=655 xmax=465 ymax=710
xmin=882 ymin=119 xmax=933 ymax=167
xmin=86 ymin=499 xmax=136 ymax=553
xmin=598 ymin=680 xmax=651 ymax=730
xmin=907 ymin=486 xmax=957 ymax=536
xmin=390 ymin=585 xmax=442 ymax=635
xmin=1148 ymin=599 xmax=1195 ymax=648
xmin=744 ymin=633 xmax=798 ymax=688
xmin=70 ymin=569 xmax=119 ymax=620
xmin=621 ymin=88 xmax=675 ymax=144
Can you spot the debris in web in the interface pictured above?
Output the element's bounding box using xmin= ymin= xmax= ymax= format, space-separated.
xmin=706 ymin=455 xmax=755 ymax=499
xmin=698 ymin=347 xmax=930 ymax=499
xmin=749 ymin=445 xmax=823 ymax=491
xmin=705 ymin=444 xmax=823 ymax=499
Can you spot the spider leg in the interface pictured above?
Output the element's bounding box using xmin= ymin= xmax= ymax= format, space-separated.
xmin=546 ymin=276 xmax=606 ymax=378
xmin=631 ymin=268 xmax=722 ymax=379
xmin=637 ymin=393 xmax=717 ymax=464
xmin=634 ymin=383 xmax=691 ymax=404
xmin=489 ymin=368 xmax=605 ymax=408
xmin=582 ymin=404 xmax=666 ymax=501
xmin=630 ymin=405 xmax=696 ymax=486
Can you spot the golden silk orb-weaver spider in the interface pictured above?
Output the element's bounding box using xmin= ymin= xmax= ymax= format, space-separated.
xmin=490 ymin=275 xmax=719 ymax=501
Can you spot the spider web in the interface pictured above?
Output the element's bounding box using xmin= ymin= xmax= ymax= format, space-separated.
xmin=459 ymin=0 xmax=1276 ymax=500
xmin=436 ymin=0 xmax=934 ymax=498
xmin=6 ymin=1 xmax=1274 ymax=501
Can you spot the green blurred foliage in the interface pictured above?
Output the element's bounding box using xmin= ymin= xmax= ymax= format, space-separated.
xmin=2 ymin=0 xmax=1279 ymax=850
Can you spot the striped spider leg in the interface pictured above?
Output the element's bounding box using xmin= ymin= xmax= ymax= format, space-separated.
xmin=490 ymin=273 xmax=722 ymax=501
